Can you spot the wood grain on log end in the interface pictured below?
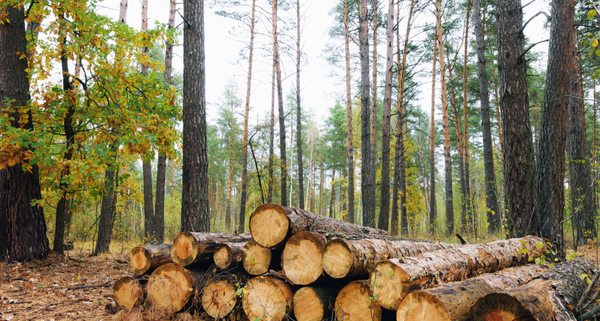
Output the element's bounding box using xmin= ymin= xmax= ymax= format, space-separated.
xmin=282 ymin=231 xmax=327 ymax=285
xmin=170 ymin=232 xmax=197 ymax=266
xmin=128 ymin=243 xmax=172 ymax=275
xmin=333 ymin=280 xmax=381 ymax=321
xmin=242 ymin=276 xmax=293 ymax=321
xmin=396 ymin=291 xmax=450 ymax=321
xmin=214 ymin=243 xmax=244 ymax=270
xmin=293 ymin=287 xmax=325 ymax=321
xmin=147 ymin=263 xmax=194 ymax=313
xmin=470 ymin=292 xmax=530 ymax=321
xmin=128 ymin=246 xmax=152 ymax=275
xmin=322 ymin=239 xmax=353 ymax=279
xmin=113 ymin=276 xmax=144 ymax=308
xmin=250 ymin=204 xmax=290 ymax=248
xmin=242 ymin=240 xmax=272 ymax=275
xmin=369 ymin=259 xmax=410 ymax=310
xmin=201 ymin=276 xmax=238 ymax=319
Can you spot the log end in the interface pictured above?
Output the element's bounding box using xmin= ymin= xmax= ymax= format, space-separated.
xmin=213 ymin=244 xmax=233 ymax=270
xmin=396 ymin=291 xmax=451 ymax=321
xmin=113 ymin=276 xmax=144 ymax=308
xmin=201 ymin=276 xmax=238 ymax=319
xmin=128 ymin=246 xmax=151 ymax=275
xmin=322 ymin=239 xmax=353 ymax=279
xmin=369 ymin=260 xmax=409 ymax=310
xmin=469 ymin=293 xmax=531 ymax=321
xmin=249 ymin=203 xmax=290 ymax=248
xmin=282 ymin=231 xmax=326 ymax=285
xmin=170 ymin=232 xmax=197 ymax=266
xmin=334 ymin=280 xmax=381 ymax=321
xmin=242 ymin=276 xmax=293 ymax=321
xmin=293 ymin=287 xmax=325 ymax=321
xmin=242 ymin=239 xmax=272 ymax=275
xmin=147 ymin=263 xmax=194 ymax=313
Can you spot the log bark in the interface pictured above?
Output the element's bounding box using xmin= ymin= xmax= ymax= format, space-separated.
xmin=249 ymin=204 xmax=389 ymax=248
xmin=201 ymin=276 xmax=238 ymax=319
xmin=470 ymin=258 xmax=594 ymax=321
xmin=293 ymin=284 xmax=345 ymax=321
xmin=147 ymin=263 xmax=209 ymax=313
xmin=170 ymin=232 xmax=251 ymax=266
xmin=242 ymin=239 xmax=278 ymax=275
xmin=242 ymin=276 xmax=293 ymax=321
xmin=113 ymin=276 xmax=145 ymax=308
xmin=282 ymin=231 xmax=327 ymax=285
xmin=322 ymin=238 xmax=457 ymax=279
xmin=369 ymin=235 xmax=545 ymax=310
xmin=333 ymin=280 xmax=381 ymax=321
xmin=396 ymin=264 xmax=549 ymax=320
xmin=214 ymin=242 xmax=245 ymax=270
xmin=128 ymin=242 xmax=172 ymax=275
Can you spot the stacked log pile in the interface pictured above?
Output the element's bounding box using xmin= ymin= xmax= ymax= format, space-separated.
xmin=111 ymin=203 xmax=594 ymax=321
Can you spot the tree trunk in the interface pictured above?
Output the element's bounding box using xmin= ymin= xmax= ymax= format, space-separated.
xmin=462 ymin=0 xmax=475 ymax=236
xmin=147 ymin=263 xmax=208 ymax=313
xmin=170 ymin=231 xmax=251 ymax=266
xmin=226 ymin=137 xmax=234 ymax=229
xmin=282 ymin=231 xmax=327 ymax=285
xmin=322 ymin=237 xmax=457 ymax=279
xmin=128 ymin=242 xmax=172 ymax=275
xmin=396 ymin=264 xmax=549 ymax=321
xmin=272 ymin=0 xmax=287 ymax=207
xmin=359 ymin=0 xmax=375 ymax=228
xmin=369 ymin=235 xmax=545 ymax=310
xmin=450 ymin=71 xmax=468 ymax=233
xmin=242 ymin=276 xmax=293 ymax=321
xmin=296 ymin=0 xmax=304 ymax=209
xmin=249 ymin=204 xmax=390 ymax=249
xmin=536 ymin=0 xmax=573 ymax=259
xmin=371 ymin=2 xmax=378 ymax=218
xmin=473 ymin=0 xmax=500 ymax=234
xmin=378 ymin=0 xmax=393 ymax=232
xmin=435 ymin=0 xmax=454 ymax=237
xmin=428 ymin=30 xmax=438 ymax=236
xmin=0 ymin=4 xmax=50 ymax=262
xmin=239 ymin=0 xmax=255 ymax=233
xmin=329 ymin=166 xmax=336 ymax=218
xmin=470 ymin=258 xmax=594 ymax=321
xmin=113 ymin=276 xmax=145 ymax=308
xmin=498 ymin=0 xmax=536 ymax=239
xmin=334 ymin=280 xmax=382 ymax=321
xmin=268 ymin=59 xmax=275 ymax=205
xmin=95 ymin=144 xmax=118 ymax=255
xmin=213 ymin=242 xmax=245 ymax=269
xmin=182 ymin=0 xmax=210 ymax=232
xmin=201 ymin=275 xmax=238 ymax=319
xmin=344 ymin=0 xmax=355 ymax=224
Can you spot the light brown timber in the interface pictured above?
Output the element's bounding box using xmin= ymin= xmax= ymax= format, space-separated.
xmin=396 ymin=264 xmax=549 ymax=321
xmin=249 ymin=204 xmax=389 ymax=248
xmin=113 ymin=276 xmax=144 ymax=308
xmin=470 ymin=258 xmax=594 ymax=321
xmin=170 ymin=232 xmax=251 ymax=266
xmin=369 ymin=235 xmax=544 ymax=310
xmin=333 ymin=280 xmax=381 ymax=321
xmin=282 ymin=231 xmax=327 ymax=285
xmin=214 ymin=242 xmax=245 ymax=269
xmin=128 ymin=242 xmax=172 ymax=275
xmin=322 ymin=238 xmax=457 ymax=279
xmin=242 ymin=276 xmax=293 ymax=321
xmin=201 ymin=276 xmax=238 ymax=319
xmin=147 ymin=263 xmax=207 ymax=313
xmin=293 ymin=285 xmax=344 ymax=321
xmin=242 ymin=240 xmax=275 ymax=275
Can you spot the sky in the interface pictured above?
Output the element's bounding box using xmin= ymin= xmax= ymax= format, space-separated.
xmin=96 ymin=0 xmax=551 ymax=130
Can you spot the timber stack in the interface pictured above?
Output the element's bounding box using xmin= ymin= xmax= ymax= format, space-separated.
xmin=110 ymin=203 xmax=592 ymax=321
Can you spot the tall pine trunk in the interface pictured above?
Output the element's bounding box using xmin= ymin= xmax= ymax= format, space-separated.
xmin=371 ymin=2 xmax=378 ymax=218
xmin=273 ymin=0 xmax=287 ymax=207
xmin=473 ymin=0 xmax=500 ymax=234
xmin=428 ymin=29 xmax=438 ymax=235
xmin=239 ymin=0 xmax=255 ymax=232
xmin=461 ymin=0 xmax=474 ymax=235
xmin=268 ymin=60 xmax=275 ymax=204
xmin=344 ymin=0 xmax=355 ymax=224
xmin=296 ymin=0 xmax=304 ymax=209
xmin=181 ymin=0 xmax=210 ymax=232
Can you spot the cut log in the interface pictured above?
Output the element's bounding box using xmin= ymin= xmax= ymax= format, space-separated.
xmin=293 ymin=284 xmax=346 ymax=321
xmin=243 ymin=240 xmax=271 ymax=275
xmin=113 ymin=276 xmax=145 ymax=308
xmin=470 ymin=258 xmax=594 ymax=321
xmin=282 ymin=231 xmax=327 ymax=285
xmin=369 ymin=235 xmax=545 ymax=310
xmin=249 ymin=203 xmax=389 ymax=248
xmin=147 ymin=263 xmax=208 ymax=313
xmin=396 ymin=263 xmax=549 ymax=320
xmin=214 ymin=242 xmax=245 ymax=270
xmin=322 ymin=238 xmax=457 ymax=279
xmin=333 ymin=280 xmax=381 ymax=321
xmin=242 ymin=276 xmax=293 ymax=321
xmin=201 ymin=276 xmax=238 ymax=319
xmin=128 ymin=242 xmax=172 ymax=275
xmin=170 ymin=232 xmax=251 ymax=266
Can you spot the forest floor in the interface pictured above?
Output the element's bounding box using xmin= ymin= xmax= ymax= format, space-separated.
xmin=1 ymin=239 xmax=599 ymax=321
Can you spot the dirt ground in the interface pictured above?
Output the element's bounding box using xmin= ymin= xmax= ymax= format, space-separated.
xmin=1 ymin=240 xmax=600 ymax=321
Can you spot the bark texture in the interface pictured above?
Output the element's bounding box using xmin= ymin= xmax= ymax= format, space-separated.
xmin=128 ymin=242 xmax=172 ymax=275
xmin=182 ymin=0 xmax=210 ymax=232
xmin=344 ymin=0 xmax=355 ymax=224
xmin=170 ymin=232 xmax=251 ymax=266
xmin=295 ymin=0 xmax=304 ymax=209
xmin=273 ymin=0 xmax=287 ymax=207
